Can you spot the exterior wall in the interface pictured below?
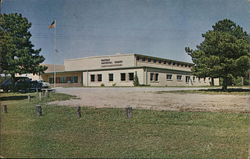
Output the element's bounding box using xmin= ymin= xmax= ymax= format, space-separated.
xmin=82 ymin=68 xmax=144 ymax=87
xmin=41 ymin=72 xmax=82 ymax=87
xmin=145 ymin=68 xmax=211 ymax=86
xmin=39 ymin=53 xmax=220 ymax=87
xmin=64 ymin=54 xmax=136 ymax=71
xmin=136 ymin=60 xmax=192 ymax=72
xmin=43 ymin=64 xmax=65 ymax=73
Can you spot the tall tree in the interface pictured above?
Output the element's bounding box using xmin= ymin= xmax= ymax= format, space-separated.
xmin=185 ymin=19 xmax=250 ymax=90
xmin=0 ymin=13 xmax=47 ymax=80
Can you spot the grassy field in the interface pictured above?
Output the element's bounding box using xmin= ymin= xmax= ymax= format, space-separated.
xmin=0 ymin=92 xmax=249 ymax=158
xmin=156 ymin=88 xmax=250 ymax=95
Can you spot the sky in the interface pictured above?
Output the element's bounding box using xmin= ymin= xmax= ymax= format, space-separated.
xmin=2 ymin=0 xmax=250 ymax=64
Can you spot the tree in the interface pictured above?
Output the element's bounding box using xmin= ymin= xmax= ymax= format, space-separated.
xmin=185 ymin=19 xmax=250 ymax=91
xmin=133 ymin=71 xmax=140 ymax=86
xmin=0 ymin=13 xmax=47 ymax=81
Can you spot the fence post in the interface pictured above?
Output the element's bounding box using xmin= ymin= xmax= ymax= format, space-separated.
xmin=125 ymin=106 xmax=132 ymax=118
xmin=35 ymin=104 xmax=42 ymax=116
xmin=39 ymin=92 xmax=42 ymax=101
xmin=27 ymin=95 xmax=31 ymax=102
xmin=3 ymin=105 xmax=7 ymax=113
xmin=76 ymin=106 xmax=81 ymax=118
xmin=47 ymin=90 xmax=50 ymax=97
xmin=44 ymin=89 xmax=48 ymax=97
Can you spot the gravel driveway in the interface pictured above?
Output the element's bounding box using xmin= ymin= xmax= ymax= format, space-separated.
xmin=50 ymin=87 xmax=250 ymax=113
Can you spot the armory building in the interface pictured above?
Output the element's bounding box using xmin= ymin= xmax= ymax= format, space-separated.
xmin=39 ymin=53 xmax=219 ymax=87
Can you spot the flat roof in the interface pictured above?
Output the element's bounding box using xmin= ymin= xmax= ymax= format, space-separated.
xmin=64 ymin=53 xmax=134 ymax=61
xmin=44 ymin=66 xmax=192 ymax=75
xmin=64 ymin=53 xmax=194 ymax=66
xmin=134 ymin=54 xmax=194 ymax=66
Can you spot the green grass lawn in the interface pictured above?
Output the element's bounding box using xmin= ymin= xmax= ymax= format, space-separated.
xmin=0 ymin=92 xmax=249 ymax=158
xmin=156 ymin=88 xmax=250 ymax=95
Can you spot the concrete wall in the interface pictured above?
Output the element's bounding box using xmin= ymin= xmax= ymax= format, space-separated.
xmin=43 ymin=64 xmax=65 ymax=73
xmin=136 ymin=61 xmax=192 ymax=72
xmin=64 ymin=54 xmax=136 ymax=71
xmin=144 ymin=68 xmax=211 ymax=86
xmin=82 ymin=68 xmax=144 ymax=87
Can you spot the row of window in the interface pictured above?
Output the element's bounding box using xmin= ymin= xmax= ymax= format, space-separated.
xmin=136 ymin=56 xmax=192 ymax=68
xmin=49 ymin=76 xmax=78 ymax=84
xmin=150 ymin=73 xmax=209 ymax=83
xmin=90 ymin=73 xmax=134 ymax=82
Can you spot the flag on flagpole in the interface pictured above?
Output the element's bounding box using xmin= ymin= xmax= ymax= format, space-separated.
xmin=48 ymin=20 xmax=56 ymax=29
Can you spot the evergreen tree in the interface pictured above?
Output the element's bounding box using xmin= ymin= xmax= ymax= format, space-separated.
xmin=133 ymin=71 xmax=140 ymax=86
xmin=185 ymin=19 xmax=250 ymax=91
xmin=0 ymin=13 xmax=47 ymax=80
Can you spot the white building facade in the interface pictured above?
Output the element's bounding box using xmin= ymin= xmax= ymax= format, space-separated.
xmin=41 ymin=53 xmax=219 ymax=87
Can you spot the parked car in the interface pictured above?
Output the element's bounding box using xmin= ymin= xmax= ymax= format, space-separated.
xmin=0 ymin=77 xmax=43 ymax=92
xmin=38 ymin=80 xmax=50 ymax=88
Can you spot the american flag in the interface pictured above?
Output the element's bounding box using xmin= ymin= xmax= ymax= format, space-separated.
xmin=48 ymin=20 xmax=56 ymax=29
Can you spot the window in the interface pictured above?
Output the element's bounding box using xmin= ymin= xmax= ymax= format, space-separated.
xmin=142 ymin=58 xmax=146 ymax=61
xmin=155 ymin=73 xmax=159 ymax=81
xmin=91 ymin=75 xmax=95 ymax=82
xmin=60 ymin=77 xmax=66 ymax=83
xmin=186 ymin=76 xmax=190 ymax=83
xmin=56 ymin=77 xmax=60 ymax=83
xmin=129 ymin=73 xmax=134 ymax=81
xmin=150 ymin=73 xmax=159 ymax=82
xmin=148 ymin=58 xmax=151 ymax=62
xmin=163 ymin=61 xmax=167 ymax=64
xmin=173 ymin=62 xmax=176 ymax=65
xmin=166 ymin=74 xmax=172 ymax=80
xmin=109 ymin=73 xmax=114 ymax=81
xmin=177 ymin=75 xmax=182 ymax=80
xmin=73 ymin=76 xmax=78 ymax=83
xmin=136 ymin=56 xmax=140 ymax=61
xmin=97 ymin=74 xmax=102 ymax=82
xmin=204 ymin=77 xmax=206 ymax=82
xmin=168 ymin=62 xmax=171 ymax=65
xmin=121 ymin=73 xmax=126 ymax=81
xmin=159 ymin=60 xmax=162 ymax=64
xmin=153 ymin=59 xmax=156 ymax=63
xmin=150 ymin=73 xmax=154 ymax=81
xmin=66 ymin=76 xmax=71 ymax=83
xmin=193 ymin=76 xmax=195 ymax=81
xmin=49 ymin=78 xmax=54 ymax=84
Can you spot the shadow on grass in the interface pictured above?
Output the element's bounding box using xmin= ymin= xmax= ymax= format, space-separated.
xmin=201 ymin=88 xmax=250 ymax=92
xmin=0 ymin=95 xmax=35 ymax=101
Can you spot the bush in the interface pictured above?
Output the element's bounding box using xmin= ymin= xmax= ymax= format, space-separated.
xmin=133 ymin=72 xmax=140 ymax=86
xmin=100 ymin=83 xmax=105 ymax=87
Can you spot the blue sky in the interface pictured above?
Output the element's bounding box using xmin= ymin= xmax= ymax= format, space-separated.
xmin=2 ymin=0 xmax=250 ymax=64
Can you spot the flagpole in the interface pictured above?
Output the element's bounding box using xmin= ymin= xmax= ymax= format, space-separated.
xmin=53 ymin=20 xmax=57 ymax=88
xmin=0 ymin=0 xmax=3 ymax=14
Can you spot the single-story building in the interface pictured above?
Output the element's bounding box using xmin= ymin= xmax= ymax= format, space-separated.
xmin=37 ymin=53 xmax=219 ymax=87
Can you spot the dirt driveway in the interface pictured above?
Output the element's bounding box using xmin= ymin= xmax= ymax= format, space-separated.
xmin=50 ymin=87 xmax=250 ymax=113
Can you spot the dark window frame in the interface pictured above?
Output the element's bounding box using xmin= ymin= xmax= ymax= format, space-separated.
xmin=129 ymin=73 xmax=134 ymax=81
xmin=109 ymin=73 xmax=114 ymax=82
xmin=120 ymin=73 xmax=126 ymax=81
xmin=177 ymin=75 xmax=182 ymax=81
xmin=166 ymin=74 xmax=172 ymax=80
xmin=90 ymin=74 xmax=95 ymax=82
xmin=97 ymin=74 xmax=102 ymax=82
